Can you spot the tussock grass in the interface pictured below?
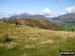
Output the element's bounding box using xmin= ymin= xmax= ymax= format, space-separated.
xmin=0 ymin=23 xmax=75 ymax=56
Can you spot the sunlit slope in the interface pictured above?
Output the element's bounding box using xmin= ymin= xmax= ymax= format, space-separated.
xmin=0 ymin=17 xmax=58 ymax=30
xmin=0 ymin=23 xmax=75 ymax=56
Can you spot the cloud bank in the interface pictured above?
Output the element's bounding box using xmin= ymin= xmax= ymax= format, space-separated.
xmin=43 ymin=8 xmax=65 ymax=17
xmin=65 ymin=6 xmax=75 ymax=13
xmin=0 ymin=6 xmax=75 ymax=18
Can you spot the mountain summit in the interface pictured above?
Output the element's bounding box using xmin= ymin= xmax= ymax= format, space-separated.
xmin=10 ymin=13 xmax=45 ymax=18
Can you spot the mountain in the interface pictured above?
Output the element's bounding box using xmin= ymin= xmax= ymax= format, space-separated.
xmin=10 ymin=13 xmax=45 ymax=18
xmin=52 ymin=13 xmax=75 ymax=22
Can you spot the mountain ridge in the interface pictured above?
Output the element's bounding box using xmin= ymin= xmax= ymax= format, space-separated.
xmin=52 ymin=13 xmax=75 ymax=22
xmin=9 ymin=13 xmax=45 ymax=18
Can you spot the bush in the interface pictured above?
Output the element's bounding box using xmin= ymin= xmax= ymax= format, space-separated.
xmin=0 ymin=34 xmax=9 ymax=42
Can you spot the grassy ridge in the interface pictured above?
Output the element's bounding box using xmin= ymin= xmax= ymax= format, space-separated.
xmin=0 ymin=23 xmax=75 ymax=56
xmin=0 ymin=17 xmax=58 ymax=30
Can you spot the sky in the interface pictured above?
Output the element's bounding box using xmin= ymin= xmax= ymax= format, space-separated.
xmin=0 ymin=0 xmax=75 ymax=18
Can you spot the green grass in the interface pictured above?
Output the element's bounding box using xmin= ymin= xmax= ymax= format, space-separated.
xmin=0 ymin=23 xmax=75 ymax=56
xmin=56 ymin=22 xmax=75 ymax=32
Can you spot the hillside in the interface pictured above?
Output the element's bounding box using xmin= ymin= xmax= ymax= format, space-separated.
xmin=0 ymin=23 xmax=75 ymax=56
xmin=0 ymin=17 xmax=58 ymax=30
xmin=52 ymin=13 xmax=75 ymax=22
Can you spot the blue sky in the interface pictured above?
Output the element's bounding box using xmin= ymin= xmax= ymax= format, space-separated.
xmin=0 ymin=0 xmax=75 ymax=18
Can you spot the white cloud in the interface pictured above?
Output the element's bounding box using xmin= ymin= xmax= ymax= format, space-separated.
xmin=43 ymin=8 xmax=51 ymax=14
xmin=7 ymin=11 xmax=29 ymax=17
xmin=50 ymin=12 xmax=65 ymax=17
xmin=0 ymin=7 xmax=67 ymax=18
xmin=42 ymin=8 xmax=65 ymax=17
xmin=43 ymin=8 xmax=52 ymax=17
xmin=12 ymin=11 xmax=28 ymax=15
xmin=56 ymin=11 xmax=65 ymax=16
xmin=65 ymin=6 xmax=75 ymax=13
xmin=0 ymin=12 xmax=7 ymax=18
xmin=0 ymin=12 xmax=6 ymax=16
xmin=0 ymin=11 xmax=29 ymax=18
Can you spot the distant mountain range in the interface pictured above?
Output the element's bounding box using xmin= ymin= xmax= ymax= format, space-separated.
xmin=6 ymin=13 xmax=75 ymax=24
xmin=9 ymin=13 xmax=45 ymax=18
xmin=10 ymin=13 xmax=75 ymax=21
xmin=52 ymin=13 xmax=75 ymax=22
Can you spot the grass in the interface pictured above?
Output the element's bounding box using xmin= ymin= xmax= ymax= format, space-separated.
xmin=0 ymin=17 xmax=58 ymax=30
xmin=0 ymin=23 xmax=75 ymax=56
xmin=57 ymin=22 xmax=75 ymax=32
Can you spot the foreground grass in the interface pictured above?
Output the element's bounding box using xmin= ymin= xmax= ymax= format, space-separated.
xmin=0 ymin=23 xmax=75 ymax=56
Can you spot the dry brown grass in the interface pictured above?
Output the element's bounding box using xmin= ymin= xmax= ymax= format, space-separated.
xmin=39 ymin=40 xmax=54 ymax=44
xmin=0 ymin=23 xmax=75 ymax=56
xmin=23 ymin=45 xmax=36 ymax=49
